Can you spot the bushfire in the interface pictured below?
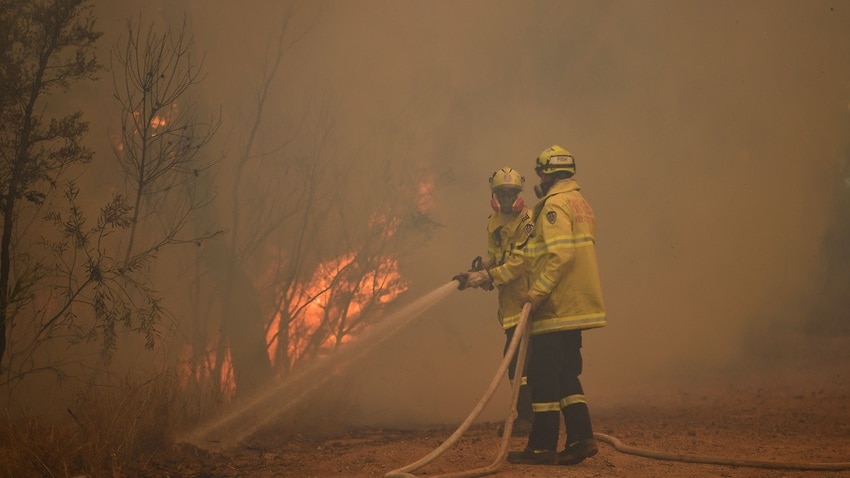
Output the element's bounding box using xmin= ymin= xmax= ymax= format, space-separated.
xmin=181 ymin=173 xmax=434 ymax=399
xmin=266 ymin=253 xmax=408 ymax=370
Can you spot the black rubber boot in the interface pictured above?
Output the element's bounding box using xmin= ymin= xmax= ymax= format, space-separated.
xmin=527 ymin=411 xmax=559 ymax=452
xmin=507 ymin=448 xmax=558 ymax=465
xmin=560 ymin=403 xmax=596 ymax=465
xmin=558 ymin=438 xmax=598 ymax=465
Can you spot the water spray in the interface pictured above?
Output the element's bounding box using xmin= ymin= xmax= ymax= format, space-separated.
xmin=181 ymin=280 xmax=461 ymax=449
xmin=179 ymin=279 xmax=850 ymax=475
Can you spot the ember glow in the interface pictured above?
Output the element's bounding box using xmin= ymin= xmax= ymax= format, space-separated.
xmin=417 ymin=174 xmax=436 ymax=212
xmin=150 ymin=114 xmax=167 ymax=129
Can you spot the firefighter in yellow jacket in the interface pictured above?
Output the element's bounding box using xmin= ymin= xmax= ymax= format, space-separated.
xmin=455 ymin=167 xmax=535 ymax=435
xmin=506 ymin=145 xmax=606 ymax=466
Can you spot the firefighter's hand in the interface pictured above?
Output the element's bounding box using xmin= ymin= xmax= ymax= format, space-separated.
xmin=453 ymin=271 xmax=473 ymax=290
xmin=466 ymin=269 xmax=493 ymax=290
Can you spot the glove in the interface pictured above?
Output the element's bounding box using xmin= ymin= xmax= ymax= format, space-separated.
xmin=452 ymin=270 xmax=494 ymax=290
xmin=453 ymin=271 xmax=473 ymax=290
xmin=466 ymin=269 xmax=494 ymax=290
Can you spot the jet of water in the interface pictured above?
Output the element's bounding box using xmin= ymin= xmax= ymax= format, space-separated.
xmin=181 ymin=280 xmax=460 ymax=449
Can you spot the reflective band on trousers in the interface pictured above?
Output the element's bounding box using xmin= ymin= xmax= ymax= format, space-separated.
xmin=560 ymin=394 xmax=586 ymax=408
xmin=509 ymin=376 xmax=529 ymax=386
xmin=532 ymin=402 xmax=561 ymax=413
xmin=532 ymin=394 xmax=587 ymax=413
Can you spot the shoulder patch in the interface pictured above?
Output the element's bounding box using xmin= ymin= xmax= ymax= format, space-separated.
xmin=524 ymin=223 xmax=533 ymax=235
xmin=546 ymin=211 xmax=557 ymax=224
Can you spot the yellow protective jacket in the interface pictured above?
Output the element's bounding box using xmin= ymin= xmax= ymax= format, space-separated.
xmin=486 ymin=207 xmax=534 ymax=330
xmin=524 ymin=179 xmax=606 ymax=335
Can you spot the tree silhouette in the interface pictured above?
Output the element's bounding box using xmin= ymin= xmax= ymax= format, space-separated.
xmin=0 ymin=0 xmax=100 ymax=370
xmin=110 ymin=14 xmax=221 ymax=266
xmin=0 ymin=4 xmax=222 ymax=390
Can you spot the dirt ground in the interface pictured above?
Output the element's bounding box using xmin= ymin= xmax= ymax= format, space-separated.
xmin=144 ymin=341 xmax=850 ymax=478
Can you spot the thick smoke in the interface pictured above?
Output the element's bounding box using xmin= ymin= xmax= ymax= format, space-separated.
xmin=80 ymin=1 xmax=850 ymax=427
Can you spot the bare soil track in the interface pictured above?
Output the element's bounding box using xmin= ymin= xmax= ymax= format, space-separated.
xmin=142 ymin=346 xmax=850 ymax=478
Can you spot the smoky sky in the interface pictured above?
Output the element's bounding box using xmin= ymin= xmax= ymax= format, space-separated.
xmin=81 ymin=0 xmax=850 ymax=426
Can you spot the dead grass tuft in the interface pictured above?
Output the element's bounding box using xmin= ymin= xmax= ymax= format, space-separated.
xmin=1 ymin=369 xmax=223 ymax=477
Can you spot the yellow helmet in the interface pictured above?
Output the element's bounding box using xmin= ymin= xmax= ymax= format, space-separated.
xmin=535 ymin=145 xmax=576 ymax=176
xmin=489 ymin=167 xmax=525 ymax=213
xmin=489 ymin=167 xmax=524 ymax=192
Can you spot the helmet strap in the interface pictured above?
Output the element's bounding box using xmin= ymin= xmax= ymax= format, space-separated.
xmin=534 ymin=183 xmax=547 ymax=199
xmin=534 ymin=182 xmax=555 ymax=199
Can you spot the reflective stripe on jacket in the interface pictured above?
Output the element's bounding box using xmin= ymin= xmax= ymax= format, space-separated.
xmin=487 ymin=207 xmax=533 ymax=330
xmin=525 ymin=179 xmax=606 ymax=334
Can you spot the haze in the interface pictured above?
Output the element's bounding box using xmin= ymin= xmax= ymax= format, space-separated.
xmin=50 ymin=0 xmax=850 ymax=427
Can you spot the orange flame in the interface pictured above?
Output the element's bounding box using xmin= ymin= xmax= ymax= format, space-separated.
xmin=266 ymin=253 xmax=408 ymax=368
xmin=417 ymin=174 xmax=436 ymax=212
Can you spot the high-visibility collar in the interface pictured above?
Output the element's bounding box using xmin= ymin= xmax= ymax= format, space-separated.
xmin=544 ymin=178 xmax=580 ymax=197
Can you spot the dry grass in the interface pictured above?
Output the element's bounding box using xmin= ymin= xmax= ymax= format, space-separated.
xmin=0 ymin=370 xmax=223 ymax=478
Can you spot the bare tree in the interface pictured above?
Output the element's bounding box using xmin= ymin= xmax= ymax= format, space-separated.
xmin=0 ymin=0 xmax=101 ymax=370
xmin=266 ymin=128 xmax=442 ymax=372
xmin=99 ymin=14 xmax=226 ymax=400
xmin=110 ymin=14 xmax=221 ymax=266
xmin=188 ymin=4 xmax=317 ymax=395
xmin=175 ymin=3 xmax=440 ymax=399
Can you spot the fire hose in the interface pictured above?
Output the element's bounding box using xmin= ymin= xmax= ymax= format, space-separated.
xmin=383 ymin=280 xmax=850 ymax=476
xmin=592 ymin=433 xmax=850 ymax=471
xmin=383 ymin=300 xmax=532 ymax=478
